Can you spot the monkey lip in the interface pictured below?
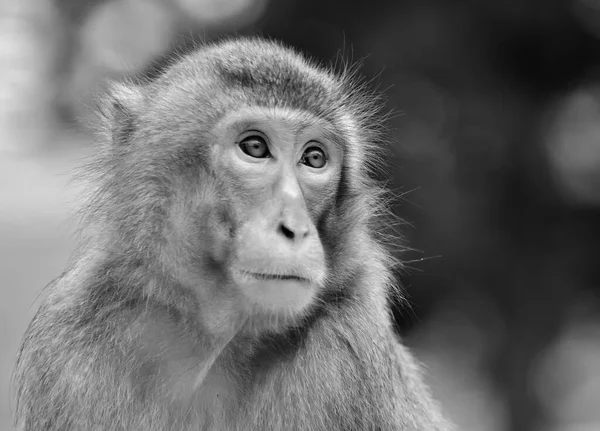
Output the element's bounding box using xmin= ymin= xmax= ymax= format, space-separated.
xmin=237 ymin=269 xmax=311 ymax=284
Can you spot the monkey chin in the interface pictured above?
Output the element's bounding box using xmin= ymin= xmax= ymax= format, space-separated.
xmin=231 ymin=266 xmax=321 ymax=315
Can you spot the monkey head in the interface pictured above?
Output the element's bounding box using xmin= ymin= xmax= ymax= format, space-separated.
xmin=89 ymin=38 xmax=386 ymax=332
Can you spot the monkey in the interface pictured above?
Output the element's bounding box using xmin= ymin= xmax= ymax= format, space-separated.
xmin=13 ymin=37 xmax=450 ymax=431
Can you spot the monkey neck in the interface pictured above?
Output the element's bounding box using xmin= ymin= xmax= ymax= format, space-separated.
xmin=226 ymin=254 xmax=392 ymax=365
xmin=193 ymin=263 xmax=396 ymax=426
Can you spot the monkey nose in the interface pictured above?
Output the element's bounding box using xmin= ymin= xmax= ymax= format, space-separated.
xmin=277 ymin=221 xmax=310 ymax=244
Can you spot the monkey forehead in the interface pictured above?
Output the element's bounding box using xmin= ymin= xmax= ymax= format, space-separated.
xmin=156 ymin=38 xmax=344 ymax=119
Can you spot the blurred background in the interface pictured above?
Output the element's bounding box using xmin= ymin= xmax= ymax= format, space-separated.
xmin=2 ymin=0 xmax=600 ymax=430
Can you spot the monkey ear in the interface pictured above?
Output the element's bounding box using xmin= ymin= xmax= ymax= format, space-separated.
xmin=99 ymin=82 xmax=143 ymax=146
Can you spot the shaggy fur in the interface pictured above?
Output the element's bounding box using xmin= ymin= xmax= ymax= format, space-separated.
xmin=13 ymin=37 xmax=450 ymax=430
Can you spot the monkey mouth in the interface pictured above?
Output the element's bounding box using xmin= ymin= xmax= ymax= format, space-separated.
xmin=238 ymin=269 xmax=311 ymax=283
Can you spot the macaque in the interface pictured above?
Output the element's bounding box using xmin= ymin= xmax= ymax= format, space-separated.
xmin=13 ymin=37 xmax=450 ymax=430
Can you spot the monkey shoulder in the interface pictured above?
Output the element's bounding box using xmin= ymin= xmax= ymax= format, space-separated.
xmin=233 ymin=300 xmax=448 ymax=431
xmin=13 ymin=270 xmax=201 ymax=430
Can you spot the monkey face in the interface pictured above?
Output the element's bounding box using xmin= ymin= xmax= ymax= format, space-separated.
xmin=210 ymin=106 xmax=342 ymax=315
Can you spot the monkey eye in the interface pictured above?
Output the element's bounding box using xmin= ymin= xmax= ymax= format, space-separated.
xmin=301 ymin=146 xmax=327 ymax=169
xmin=239 ymin=135 xmax=271 ymax=158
